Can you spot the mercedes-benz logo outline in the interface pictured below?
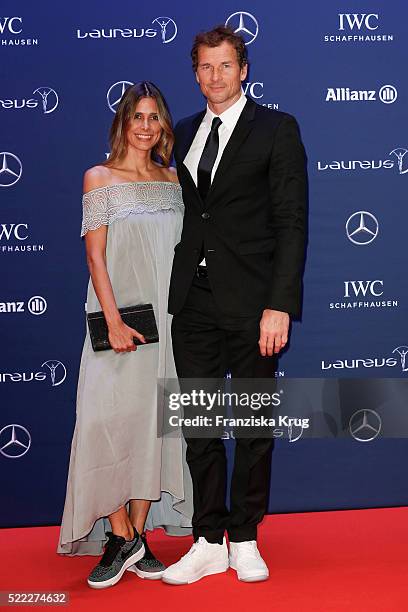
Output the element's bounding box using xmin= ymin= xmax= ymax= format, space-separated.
xmin=349 ymin=409 xmax=382 ymax=442
xmin=346 ymin=211 xmax=379 ymax=245
xmin=107 ymin=81 xmax=134 ymax=113
xmin=0 ymin=152 xmax=23 ymax=187
xmin=225 ymin=11 xmax=259 ymax=45
xmin=0 ymin=424 xmax=31 ymax=458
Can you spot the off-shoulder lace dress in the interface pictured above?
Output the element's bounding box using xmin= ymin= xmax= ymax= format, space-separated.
xmin=58 ymin=182 xmax=192 ymax=555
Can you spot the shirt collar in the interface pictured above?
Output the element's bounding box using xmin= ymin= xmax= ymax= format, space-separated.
xmin=204 ymin=89 xmax=247 ymax=130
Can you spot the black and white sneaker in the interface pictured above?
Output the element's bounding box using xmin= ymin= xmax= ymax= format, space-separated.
xmin=87 ymin=529 xmax=145 ymax=589
xmin=127 ymin=532 xmax=166 ymax=580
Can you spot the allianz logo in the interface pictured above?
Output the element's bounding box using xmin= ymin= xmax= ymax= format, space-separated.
xmin=322 ymin=347 xmax=408 ymax=372
xmin=317 ymin=148 xmax=408 ymax=174
xmin=0 ymin=296 xmax=47 ymax=315
xmin=326 ymin=85 xmax=397 ymax=104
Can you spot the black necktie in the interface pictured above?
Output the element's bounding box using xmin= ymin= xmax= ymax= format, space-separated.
xmin=197 ymin=116 xmax=222 ymax=201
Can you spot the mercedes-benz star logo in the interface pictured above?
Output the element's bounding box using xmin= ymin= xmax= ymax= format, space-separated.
xmin=0 ymin=152 xmax=22 ymax=188
xmin=349 ymin=409 xmax=382 ymax=442
xmin=392 ymin=346 xmax=408 ymax=372
xmin=41 ymin=360 xmax=67 ymax=387
xmin=152 ymin=16 xmax=177 ymax=44
xmin=32 ymin=87 xmax=59 ymax=114
xmin=107 ymin=81 xmax=134 ymax=113
xmin=225 ymin=11 xmax=259 ymax=45
xmin=346 ymin=211 xmax=379 ymax=245
xmin=0 ymin=424 xmax=31 ymax=459
xmin=389 ymin=148 xmax=408 ymax=175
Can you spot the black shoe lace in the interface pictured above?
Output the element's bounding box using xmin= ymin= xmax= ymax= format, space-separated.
xmin=99 ymin=532 xmax=125 ymax=567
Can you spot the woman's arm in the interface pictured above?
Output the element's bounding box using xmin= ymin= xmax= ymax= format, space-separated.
xmin=83 ymin=167 xmax=145 ymax=352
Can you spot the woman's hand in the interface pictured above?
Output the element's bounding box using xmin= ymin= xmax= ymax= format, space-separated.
xmin=108 ymin=320 xmax=146 ymax=353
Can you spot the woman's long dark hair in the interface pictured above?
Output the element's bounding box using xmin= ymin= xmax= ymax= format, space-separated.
xmin=105 ymin=81 xmax=174 ymax=168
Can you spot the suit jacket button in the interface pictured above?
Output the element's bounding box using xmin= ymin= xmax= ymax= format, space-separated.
xmin=201 ymin=212 xmax=210 ymax=220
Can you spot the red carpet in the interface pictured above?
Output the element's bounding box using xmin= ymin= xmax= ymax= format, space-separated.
xmin=1 ymin=508 xmax=407 ymax=611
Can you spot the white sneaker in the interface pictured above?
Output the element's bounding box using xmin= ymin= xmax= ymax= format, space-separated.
xmin=229 ymin=541 xmax=269 ymax=582
xmin=161 ymin=537 xmax=229 ymax=585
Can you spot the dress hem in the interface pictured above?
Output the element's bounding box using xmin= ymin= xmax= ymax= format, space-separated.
xmin=58 ymin=487 xmax=191 ymax=553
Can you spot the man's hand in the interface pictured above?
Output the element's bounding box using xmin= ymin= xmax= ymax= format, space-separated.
xmin=259 ymin=309 xmax=290 ymax=357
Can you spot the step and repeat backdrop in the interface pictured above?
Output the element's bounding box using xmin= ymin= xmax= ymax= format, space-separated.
xmin=1 ymin=1 xmax=407 ymax=527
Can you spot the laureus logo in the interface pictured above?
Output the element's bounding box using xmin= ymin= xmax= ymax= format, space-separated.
xmin=321 ymin=346 xmax=408 ymax=374
xmin=392 ymin=347 xmax=408 ymax=372
xmin=41 ymin=360 xmax=67 ymax=386
xmin=32 ymin=87 xmax=59 ymax=114
xmin=317 ymin=147 xmax=408 ymax=175
xmin=0 ymin=87 xmax=59 ymax=113
xmin=151 ymin=17 xmax=177 ymax=44
xmin=389 ymin=148 xmax=408 ymax=174
xmin=76 ymin=15 xmax=177 ymax=43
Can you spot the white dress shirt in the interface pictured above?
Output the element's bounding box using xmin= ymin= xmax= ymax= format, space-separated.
xmin=183 ymin=90 xmax=247 ymax=267
xmin=183 ymin=89 xmax=247 ymax=186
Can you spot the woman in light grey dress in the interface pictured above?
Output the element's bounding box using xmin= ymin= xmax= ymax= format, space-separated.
xmin=58 ymin=82 xmax=192 ymax=589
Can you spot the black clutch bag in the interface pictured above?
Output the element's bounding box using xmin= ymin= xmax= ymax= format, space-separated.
xmin=87 ymin=303 xmax=159 ymax=352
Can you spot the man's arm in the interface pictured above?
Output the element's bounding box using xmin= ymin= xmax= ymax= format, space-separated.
xmin=266 ymin=114 xmax=308 ymax=317
xmin=259 ymin=114 xmax=307 ymax=356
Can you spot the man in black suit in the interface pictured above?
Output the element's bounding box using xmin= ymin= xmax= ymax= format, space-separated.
xmin=162 ymin=26 xmax=307 ymax=585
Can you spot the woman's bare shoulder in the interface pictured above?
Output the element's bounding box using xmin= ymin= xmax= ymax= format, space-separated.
xmin=83 ymin=165 xmax=113 ymax=193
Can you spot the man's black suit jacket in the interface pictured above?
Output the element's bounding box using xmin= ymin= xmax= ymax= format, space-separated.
xmin=168 ymin=97 xmax=307 ymax=319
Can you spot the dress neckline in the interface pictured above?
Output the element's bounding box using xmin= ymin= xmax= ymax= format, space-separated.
xmin=83 ymin=180 xmax=181 ymax=197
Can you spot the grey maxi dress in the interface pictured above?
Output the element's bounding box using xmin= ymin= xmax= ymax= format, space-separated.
xmin=58 ymin=181 xmax=192 ymax=556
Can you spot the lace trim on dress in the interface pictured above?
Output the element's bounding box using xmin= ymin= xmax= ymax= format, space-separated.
xmin=80 ymin=182 xmax=183 ymax=237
